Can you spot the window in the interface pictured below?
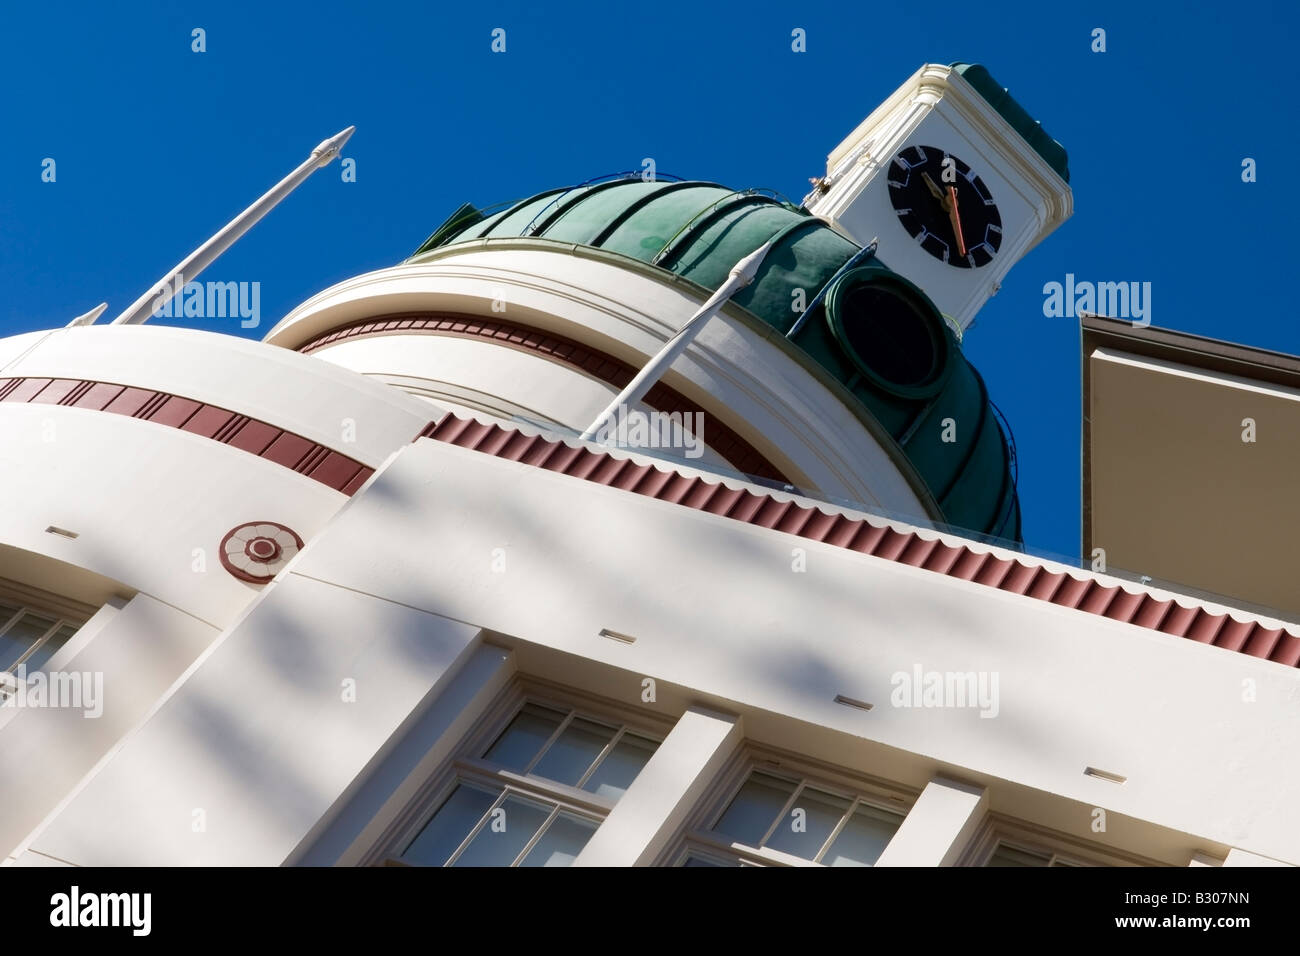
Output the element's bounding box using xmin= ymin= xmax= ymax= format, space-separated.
xmin=680 ymin=850 xmax=745 ymax=868
xmin=986 ymin=842 xmax=1080 ymax=867
xmin=0 ymin=604 xmax=80 ymax=675
xmin=481 ymin=703 xmax=660 ymax=799
xmin=671 ymin=752 xmax=914 ymax=867
xmin=403 ymin=783 xmax=597 ymax=867
xmin=959 ymin=814 xmax=1165 ymax=868
xmin=386 ymin=695 xmax=664 ymax=867
xmin=0 ymin=582 xmax=93 ymax=701
xmin=824 ymin=266 xmax=952 ymax=398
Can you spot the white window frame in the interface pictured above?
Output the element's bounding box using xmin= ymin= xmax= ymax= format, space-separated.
xmin=366 ymin=677 xmax=675 ymax=867
xmin=957 ymin=813 xmax=1168 ymax=868
xmin=674 ymin=846 xmax=762 ymax=868
xmin=661 ymin=744 xmax=919 ymax=867
xmin=0 ymin=578 xmax=95 ymax=701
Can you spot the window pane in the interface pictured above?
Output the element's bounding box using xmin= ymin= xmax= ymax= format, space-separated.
xmin=823 ymin=804 xmax=904 ymax=867
xmin=482 ymin=704 xmax=566 ymax=771
xmin=531 ymin=717 xmax=617 ymax=786
xmin=402 ymin=782 xmax=498 ymax=866
xmin=712 ymin=772 xmax=797 ymax=846
xmin=581 ymin=733 xmax=658 ymax=800
xmin=766 ymin=787 xmax=852 ymax=860
xmin=0 ymin=633 xmax=27 ymax=672
xmin=0 ymin=613 xmax=56 ymax=671
xmin=0 ymin=602 xmax=21 ymax=632
xmin=21 ymin=624 xmax=78 ymax=673
xmin=451 ymin=794 xmax=552 ymax=867
xmin=682 ymin=854 xmax=737 ymax=867
xmin=988 ymin=843 xmax=1052 ymax=867
xmin=518 ymin=812 xmax=597 ymax=867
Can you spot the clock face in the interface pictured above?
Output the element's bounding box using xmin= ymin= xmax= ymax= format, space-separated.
xmin=887 ymin=145 xmax=1001 ymax=268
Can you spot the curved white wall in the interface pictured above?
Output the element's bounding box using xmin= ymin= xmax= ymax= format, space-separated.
xmin=0 ymin=326 xmax=434 ymax=465
xmin=0 ymin=322 xmax=451 ymax=857
xmin=0 ymin=324 xmax=439 ymax=627
xmin=265 ymin=243 xmax=938 ymax=521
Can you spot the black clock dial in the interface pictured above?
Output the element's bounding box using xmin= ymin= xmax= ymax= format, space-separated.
xmin=887 ymin=145 xmax=1001 ymax=268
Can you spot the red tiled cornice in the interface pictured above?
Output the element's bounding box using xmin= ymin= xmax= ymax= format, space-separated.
xmin=0 ymin=377 xmax=373 ymax=495
xmin=420 ymin=413 xmax=1300 ymax=669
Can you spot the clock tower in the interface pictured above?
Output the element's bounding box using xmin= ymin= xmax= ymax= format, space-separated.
xmin=803 ymin=62 xmax=1072 ymax=333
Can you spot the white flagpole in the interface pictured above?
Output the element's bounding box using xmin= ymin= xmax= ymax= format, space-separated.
xmin=108 ymin=125 xmax=355 ymax=326
xmin=66 ymin=302 xmax=107 ymax=327
xmin=580 ymin=240 xmax=773 ymax=443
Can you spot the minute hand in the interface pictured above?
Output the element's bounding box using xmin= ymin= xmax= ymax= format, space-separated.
xmin=946 ymin=185 xmax=968 ymax=258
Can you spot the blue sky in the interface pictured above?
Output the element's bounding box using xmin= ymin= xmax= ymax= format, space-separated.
xmin=2 ymin=0 xmax=1294 ymax=561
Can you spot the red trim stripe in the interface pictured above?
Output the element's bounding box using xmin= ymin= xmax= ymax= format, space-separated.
xmin=296 ymin=312 xmax=789 ymax=483
xmin=420 ymin=413 xmax=1300 ymax=669
xmin=0 ymin=376 xmax=372 ymax=495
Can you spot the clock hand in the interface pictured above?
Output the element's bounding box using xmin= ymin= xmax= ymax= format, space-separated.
xmin=921 ymin=172 xmax=947 ymax=204
xmin=946 ymin=185 xmax=968 ymax=257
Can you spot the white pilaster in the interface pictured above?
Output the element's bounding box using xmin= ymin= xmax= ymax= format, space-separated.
xmin=287 ymin=642 xmax=515 ymax=866
xmin=20 ymin=574 xmax=484 ymax=866
xmin=574 ymin=705 xmax=742 ymax=867
xmin=875 ymin=776 xmax=988 ymax=867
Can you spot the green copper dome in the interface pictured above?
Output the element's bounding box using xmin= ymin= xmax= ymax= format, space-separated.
xmin=411 ymin=178 xmax=1021 ymax=542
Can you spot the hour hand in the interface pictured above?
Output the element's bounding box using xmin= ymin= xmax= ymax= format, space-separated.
xmin=921 ymin=172 xmax=947 ymax=204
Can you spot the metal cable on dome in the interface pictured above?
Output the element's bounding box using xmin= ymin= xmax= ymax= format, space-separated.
xmin=785 ymin=237 xmax=879 ymax=338
xmin=520 ymin=169 xmax=686 ymax=236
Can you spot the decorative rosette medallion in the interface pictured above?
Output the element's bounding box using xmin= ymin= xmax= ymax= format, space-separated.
xmin=219 ymin=522 xmax=304 ymax=584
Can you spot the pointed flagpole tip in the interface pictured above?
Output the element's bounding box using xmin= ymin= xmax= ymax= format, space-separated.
xmin=66 ymin=302 xmax=108 ymax=327
xmin=327 ymin=125 xmax=356 ymax=151
xmin=311 ymin=125 xmax=355 ymax=165
xmin=729 ymin=239 xmax=775 ymax=284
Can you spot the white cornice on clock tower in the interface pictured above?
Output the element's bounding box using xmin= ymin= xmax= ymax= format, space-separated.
xmin=804 ymin=63 xmax=1073 ymax=333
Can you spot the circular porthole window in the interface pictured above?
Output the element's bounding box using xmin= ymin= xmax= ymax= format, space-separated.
xmin=824 ymin=266 xmax=952 ymax=399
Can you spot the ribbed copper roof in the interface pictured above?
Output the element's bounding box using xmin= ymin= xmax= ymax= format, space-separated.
xmin=411 ymin=176 xmax=1022 ymax=542
xmin=420 ymin=413 xmax=1300 ymax=668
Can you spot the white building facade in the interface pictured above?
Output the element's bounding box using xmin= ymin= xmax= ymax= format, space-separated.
xmin=1 ymin=64 xmax=1296 ymax=868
